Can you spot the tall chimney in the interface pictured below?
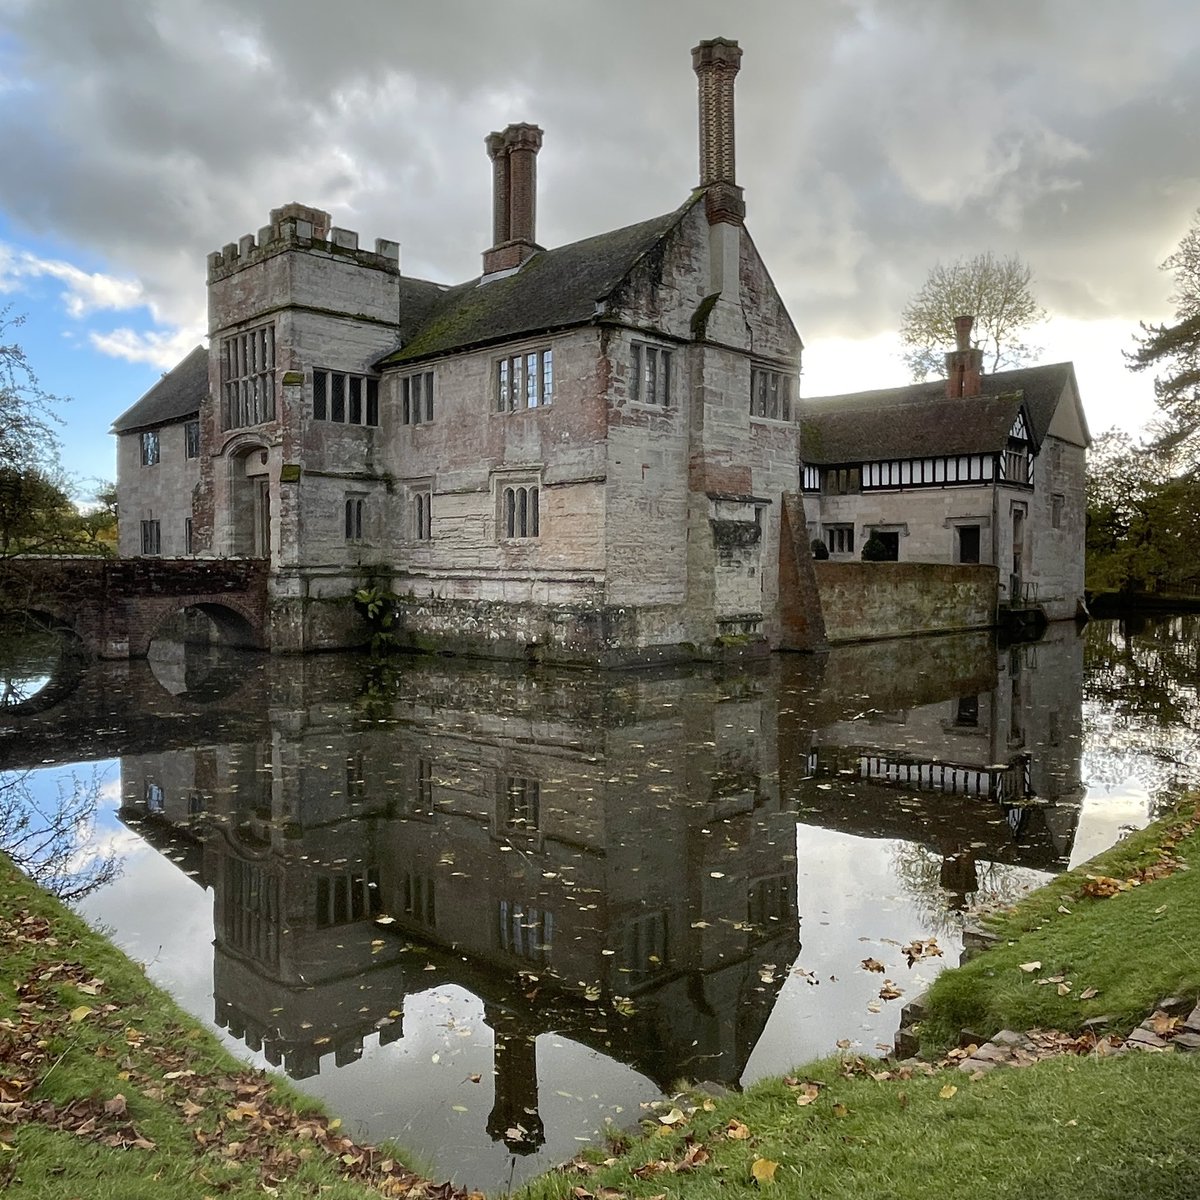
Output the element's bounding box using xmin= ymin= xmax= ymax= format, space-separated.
xmin=945 ymin=313 xmax=984 ymax=398
xmin=482 ymin=123 xmax=544 ymax=276
xmin=692 ymin=37 xmax=745 ymax=226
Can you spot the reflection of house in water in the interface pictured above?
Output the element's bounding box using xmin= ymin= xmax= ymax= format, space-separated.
xmin=786 ymin=622 xmax=1085 ymax=902
xmin=117 ymin=626 xmax=1084 ymax=1155
xmin=119 ymin=655 xmax=799 ymax=1154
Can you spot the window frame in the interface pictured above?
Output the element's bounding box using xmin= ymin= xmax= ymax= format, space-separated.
xmin=140 ymin=518 xmax=161 ymax=556
xmin=401 ymin=371 xmax=434 ymax=425
xmin=749 ymin=366 xmax=795 ymax=421
xmin=140 ymin=430 xmax=160 ymax=467
xmin=184 ymin=419 xmax=200 ymax=460
xmin=500 ymin=483 xmax=540 ymax=540
xmin=495 ymin=348 xmax=553 ymax=412
xmin=313 ymin=369 xmax=381 ymax=427
xmin=824 ymin=523 xmax=855 ymax=555
xmin=630 ymin=341 xmax=672 ymax=407
xmin=344 ymin=493 xmax=366 ymax=543
xmin=412 ymin=487 xmax=432 ymax=541
xmin=221 ymin=323 xmax=276 ymax=430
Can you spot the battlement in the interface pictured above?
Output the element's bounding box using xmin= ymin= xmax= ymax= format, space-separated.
xmin=207 ymin=201 xmax=401 ymax=283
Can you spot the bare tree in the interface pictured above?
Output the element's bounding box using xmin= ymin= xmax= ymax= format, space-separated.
xmin=899 ymin=252 xmax=1046 ymax=381
xmin=0 ymin=768 xmax=121 ymax=903
xmin=0 ymin=307 xmax=66 ymax=474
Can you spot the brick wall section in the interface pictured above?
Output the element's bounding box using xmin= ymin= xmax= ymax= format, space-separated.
xmin=815 ymin=561 xmax=997 ymax=643
xmin=0 ymin=557 xmax=269 ymax=659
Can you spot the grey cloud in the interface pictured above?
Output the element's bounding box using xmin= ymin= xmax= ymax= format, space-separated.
xmin=2 ymin=0 xmax=1198 ymax=354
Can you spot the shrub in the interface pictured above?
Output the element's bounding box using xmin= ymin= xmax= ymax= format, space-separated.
xmin=861 ymin=534 xmax=890 ymax=561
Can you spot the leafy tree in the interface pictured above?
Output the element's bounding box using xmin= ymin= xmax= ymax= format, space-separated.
xmin=74 ymin=481 xmax=119 ymax=554
xmin=0 ymin=307 xmax=65 ymax=474
xmin=0 ymin=467 xmax=76 ymax=555
xmin=899 ymin=252 xmax=1045 ymax=381
xmin=1085 ymin=427 xmax=1200 ymax=595
xmin=1128 ymin=208 xmax=1200 ymax=469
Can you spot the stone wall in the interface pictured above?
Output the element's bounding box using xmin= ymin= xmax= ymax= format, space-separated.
xmin=814 ymin=561 xmax=997 ymax=643
xmin=117 ymin=420 xmax=200 ymax=557
xmin=0 ymin=557 xmax=269 ymax=659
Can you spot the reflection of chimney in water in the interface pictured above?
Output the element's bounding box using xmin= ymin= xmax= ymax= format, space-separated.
xmin=484 ymin=1006 xmax=545 ymax=1155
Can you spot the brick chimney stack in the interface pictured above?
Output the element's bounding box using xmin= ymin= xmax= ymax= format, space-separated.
xmin=945 ymin=313 xmax=984 ymax=398
xmin=483 ymin=122 xmax=544 ymax=276
xmin=692 ymin=37 xmax=745 ymax=226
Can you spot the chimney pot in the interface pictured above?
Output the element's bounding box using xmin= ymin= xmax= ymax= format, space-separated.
xmin=953 ymin=313 xmax=974 ymax=351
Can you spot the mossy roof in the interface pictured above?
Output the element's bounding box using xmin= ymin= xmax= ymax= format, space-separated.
xmin=799 ymin=363 xmax=1078 ymax=464
xmin=377 ymin=200 xmax=696 ymax=366
xmin=110 ymin=344 xmax=207 ymax=433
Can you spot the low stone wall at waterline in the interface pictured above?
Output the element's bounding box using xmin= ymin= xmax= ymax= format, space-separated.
xmin=814 ymin=561 xmax=997 ymax=644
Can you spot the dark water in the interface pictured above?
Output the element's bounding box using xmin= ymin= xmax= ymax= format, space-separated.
xmin=1 ymin=615 xmax=1197 ymax=1190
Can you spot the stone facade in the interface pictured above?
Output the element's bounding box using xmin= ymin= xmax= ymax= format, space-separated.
xmin=112 ymin=39 xmax=820 ymax=664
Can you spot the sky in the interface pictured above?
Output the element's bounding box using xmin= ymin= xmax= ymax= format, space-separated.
xmin=2 ymin=0 xmax=1199 ymax=495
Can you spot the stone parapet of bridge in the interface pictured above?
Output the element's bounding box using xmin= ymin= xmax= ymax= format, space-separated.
xmin=0 ymin=556 xmax=270 ymax=658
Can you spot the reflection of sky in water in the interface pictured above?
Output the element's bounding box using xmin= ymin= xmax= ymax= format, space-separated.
xmin=4 ymin=617 xmax=1197 ymax=1190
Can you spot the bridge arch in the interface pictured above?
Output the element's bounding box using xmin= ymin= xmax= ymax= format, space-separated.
xmin=145 ymin=600 xmax=265 ymax=653
xmin=0 ymin=614 xmax=89 ymax=716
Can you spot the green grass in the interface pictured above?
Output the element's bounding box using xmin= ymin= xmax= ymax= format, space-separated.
xmin=0 ymin=853 xmax=435 ymax=1199
xmin=517 ymin=1053 xmax=1200 ymax=1200
xmin=514 ymin=800 xmax=1200 ymax=1200
xmin=918 ymin=801 xmax=1200 ymax=1050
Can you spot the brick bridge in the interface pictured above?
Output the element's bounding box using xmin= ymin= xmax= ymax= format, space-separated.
xmin=0 ymin=557 xmax=269 ymax=658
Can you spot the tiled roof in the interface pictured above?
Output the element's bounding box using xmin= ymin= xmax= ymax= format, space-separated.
xmin=799 ymin=363 xmax=1078 ymax=464
xmin=378 ymin=200 xmax=696 ymax=366
xmin=110 ymin=345 xmax=207 ymax=434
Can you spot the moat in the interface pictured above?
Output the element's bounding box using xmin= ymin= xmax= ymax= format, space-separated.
xmin=1 ymin=615 xmax=1196 ymax=1190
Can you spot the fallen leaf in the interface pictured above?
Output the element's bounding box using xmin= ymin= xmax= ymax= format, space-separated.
xmin=727 ymin=1118 xmax=752 ymax=1139
xmin=751 ymin=1158 xmax=779 ymax=1185
xmin=658 ymin=1108 xmax=686 ymax=1126
xmin=939 ymin=1084 xmax=958 ymax=1099
xmin=103 ymin=1094 xmax=127 ymax=1117
xmin=879 ymin=982 xmax=903 ymax=1001
xmin=1079 ymin=987 xmax=1099 ymax=1000
xmin=1057 ymin=982 xmax=1073 ymax=996
xmin=860 ymin=958 xmax=885 ymax=973
xmin=1019 ymin=961 xmax=1042 ymax=973
xmin=831 ymin=1102 xmax=849 ymax=1118
xmin=69 ymin=1006 xmax=92 ymax=1023
xmin=794 ymin=1083 xmax=821 ymax=1106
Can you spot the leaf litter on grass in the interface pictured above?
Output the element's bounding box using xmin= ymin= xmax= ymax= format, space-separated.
xmin=0 ymin=903 xmax=473 ymax=1198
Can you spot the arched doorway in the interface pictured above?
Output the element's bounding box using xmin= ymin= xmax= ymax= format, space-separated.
xmin=228 ymin=444 xmax=271 ymax=560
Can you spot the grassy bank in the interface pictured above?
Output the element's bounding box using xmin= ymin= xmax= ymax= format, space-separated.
xmin=5 ymin=799 xmax=1200 ymax=1199
xmin=0 ymin=853 xmax=468 ymax=1200
xmin=516 ymin=800 xmax=1200 ymax=1200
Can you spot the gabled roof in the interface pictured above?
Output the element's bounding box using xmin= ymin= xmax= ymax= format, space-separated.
xmin=111 ymin=344 xmax=207 ymax=434
xmin=799 ymin=363 xmax=1083 ymax=465
xmin=378 ymin=200 xmax=697 ymax=366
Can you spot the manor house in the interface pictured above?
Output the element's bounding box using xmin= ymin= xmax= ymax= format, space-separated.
xmin=112 ymin=38 xmax=1088 ymax=661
